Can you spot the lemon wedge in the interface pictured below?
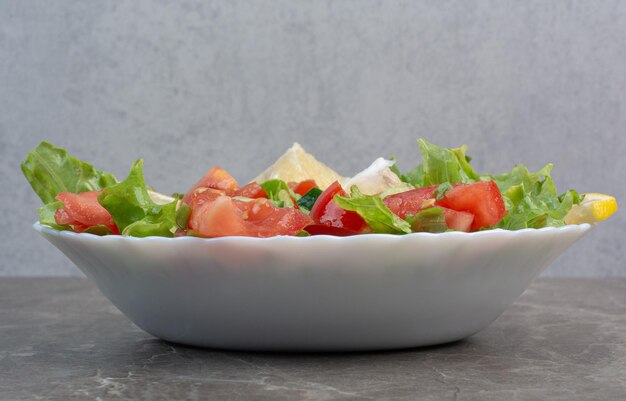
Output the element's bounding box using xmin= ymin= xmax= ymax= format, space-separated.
xmin=564 ymin=193 xmax=618 ymax=224
xmin=342 ymin=158 xmax=413 ymax=195
xmin=253 ymin=143 xmax=346 ymax=189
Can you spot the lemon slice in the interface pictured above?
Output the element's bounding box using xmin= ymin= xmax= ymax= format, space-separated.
xmin=342 ymin=158 xmax=413 ymax=195
xmin=564 ymin=193 xmax=618 ymax=224
xmin=253 ymin=143 xmax=346 ymax=189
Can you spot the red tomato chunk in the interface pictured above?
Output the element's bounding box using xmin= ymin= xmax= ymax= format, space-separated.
xmin=384 ymin=181 xmax=506 ymax=232
xmin=54 ymin=190 xmax=119 ymax=234
xmin=233 ymin=182 xmax=268 ymax=199
xmin=383 ymin=185 xmax=438 ymax=219
xmin=183 ymin=166 xmax=239 ymax=204
xmin=309 ymin=181 xmax=367 ymax=234
xmin=436 ymin=181 xmax=507 ymax=231
xmin=188 ymin=195 xmax=312 ymax=238
xmin=440 ymin=208 xmax=474 ymax=232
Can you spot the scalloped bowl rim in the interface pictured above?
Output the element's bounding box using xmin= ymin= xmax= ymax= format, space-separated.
xmin=33 ymin=222 xmax=592 ymax=242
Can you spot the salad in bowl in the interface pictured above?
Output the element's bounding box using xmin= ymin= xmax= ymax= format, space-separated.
xmin=23 ymin=139 xmax=617 ymax=350
xmin=22 ymin=139 xmax=617 ymax=238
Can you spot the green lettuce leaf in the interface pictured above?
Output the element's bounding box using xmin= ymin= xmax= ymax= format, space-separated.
xmin=37 ymin=201 xmax=70 ymax=231
xmin=493 ymin=164 xmax=580 ymax=230
xmin=451 ymin=144 xmax=482 ymax=182
xmin=418 ymin=139 xmax=478 ymax=185
xmin=21 ymin=141 xmax=117 ymax=204
xmin=175 ymin=202 xmax=192 ymax=230
xmin=418 ymin=139 xmax=464 ymax=185
xmin=434 ymin=182 xmax=453 ymax=200
xmin=406 ymin=207 xmax=447 ymax=233
xmin=493 ymin=164 xmax=553 ymax=194
xmin=333 ymin=186 xmax=411 ymax=234
xmin=396 ymin=140 xmax=481 ymax=187
xmin=82 ymin=225 xmax=116 ymax=236
xmin=260 ymin=179 xmax=298 ymax=207
xmin=98 ymin=160 xmax=178 ymax=237
xmin=389 ymin=156 xmax=424 ymax=187
xmin=402 ymin=165 xmax=425 ymax=187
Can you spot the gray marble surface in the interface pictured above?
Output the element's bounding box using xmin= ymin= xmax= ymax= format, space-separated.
xmin=1 ymin=278 xmax=625 ymax=400
xmin=2 ymin=1 xmax=625 ymax=276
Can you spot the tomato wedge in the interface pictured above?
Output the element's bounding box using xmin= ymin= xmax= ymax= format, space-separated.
xmin=436 ymin=181 xmax=507 ymax=230
xmin=440 ymin=207 xmax=474 ymax=232
xmin=189 ymin=196 xmax=247 ymax=237
xmin=243 ymin=199 xmax=312 ymax=237
xmin=183 ymin=166 xmax=239 ymax=204
xmin=233 ymin=182 xmax=267 ymax=199
xmin=383 ymin=185 xmax=438 ymax=219
xmin=54 ymin=190 xmax=119 ymax=234
xmin=187 ymin=188 xmax=225 ymax=209
xmin=309 ymin=181 xmax=367 ymax=232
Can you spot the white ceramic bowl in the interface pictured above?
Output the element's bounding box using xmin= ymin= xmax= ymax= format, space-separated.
xmin=35 ymin=222 xmax=591 ymax=351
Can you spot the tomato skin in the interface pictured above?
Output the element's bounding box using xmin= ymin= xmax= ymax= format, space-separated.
xmin=304 ymin=224 xmax=360 ymax=236
xmin=289 ymin=180 xmax=318 ymax=197
xmin=183 ymin=166 xmax=239 ymax=204
xmin=233 ymin=182 xmax=267 ymax=199
xmin=383 ymin=185 xmax=438 ymax=219
xmin=309 ymin=181 xmax=341 ymax=222
xmin=309 ymin=181 xmax=368 ymax=232
xmin=436 ymin=181 xmax=506 ymax=230
xmin=54 ymin=190 xmax=119 ymax=234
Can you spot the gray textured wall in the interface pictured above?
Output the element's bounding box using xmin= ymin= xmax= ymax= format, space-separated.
xmin=1 ymin=1 xmax=624 ymax=276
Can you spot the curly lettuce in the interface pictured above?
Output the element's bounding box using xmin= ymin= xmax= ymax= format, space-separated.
xmin=98 ymin=160 xmax=179 ymax=237
xmin=333 ymin=186 xmax=411 ymax=234
xmin=21 ymin=141 xmax=117 ymax=204
xmin=392 ymin=139 xmax=580 ymax=230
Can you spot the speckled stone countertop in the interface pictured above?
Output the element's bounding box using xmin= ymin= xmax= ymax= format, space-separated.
xmin=1 ymin=278 xmax=625 ymax=400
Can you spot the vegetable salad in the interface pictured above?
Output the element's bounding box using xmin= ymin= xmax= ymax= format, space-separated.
xmin=22 ymin=139 xmax=587 ymax=238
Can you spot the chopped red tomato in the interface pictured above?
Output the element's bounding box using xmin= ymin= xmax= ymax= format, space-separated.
xmin=304 ymin=224 xmax=360 ymax=236
xmin=289 ymin=179 xmax=318 ymax=196
xmin=440 ymin=207 xmax=474 ymax=232
xmin=243 ymin=199 xmax=312 ymax=237
xmin=383 ymin=185 xmax=438 ymax=219
xmin=183 ymin=166 xmax=238 ymax=204
xmin=186 ymin=188 xmax=225 ymax=208
xmin=383 ymin=182 xmax=505 ymax=231
xmin=233 ymin=182 xmax=267 ymax=199
xmin=436 ymin=181 xmax=507 ymax=230
xmin=189 ymin=197 xmax=312 ymax=238
xmin=189 ymin=196 xmax=247 ymax=237
xmin=309 ymin=181 xmax=368 ymax=232
xmin=54 ymin=190 xmax=119 ymax=234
